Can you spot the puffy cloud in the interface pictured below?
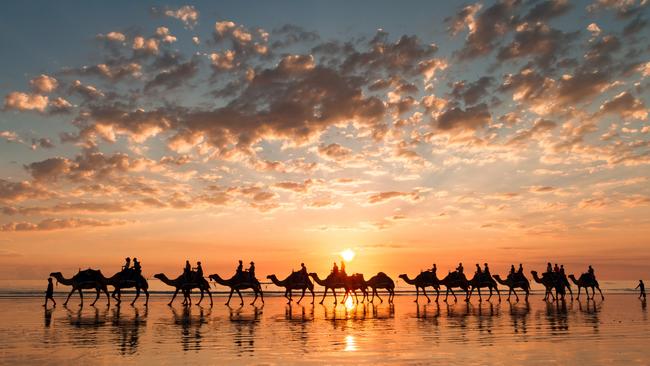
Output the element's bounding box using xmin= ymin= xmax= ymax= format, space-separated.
xmin=587 ymin=22 xmax=602 ymax=36
xmin=452 ymin=0 xmax=520 ymax=60
xmin=273 ymin=179 xmax=314 ymax=193
xmin=163 ymin=5 xmax=199 ymax=28
xmin=587 ymin=0 xmax=646 ymax=18
xmin=155 ymin=27 xmax=177 ymax=43
xmin=1 ymin=218 xmax=126 ymax=232
xmin=77 ymin=62 xmax=142 ymax=80
xmin=49 ymin=97 xmax=72 ymax=113
xmin=3 ymin=92 xmax=48 ymax=112
xmin=96 ymin=31 xmax=126 ymax=42
xmin=497 ymin=22 xmax=577 ymax=68
xmin=317 ymin=143 xmax=353 ymax=161
xmin=1 ymin=130 xmax=20 ymax=143
xmin=71 ymin=80 xmax=104 ymax=100
xmin=132 ymin=36 xmax=159 ymax=54
xmin=450 ymin=76 xmax=494 ymax=105
xmin=30 ymin=138 xmax=54 ymax=150
xmin=0 ymin=179 xmax=49 ymax=203
xmin=434 ymin=103 xmax=491 ymax=132
xmin=29 ymin=74 xmax=58 ymax=93
xmin=445 ymin=3 xmax=482 ymax=36
xmin=507 ymin=118 xmax=557 ymax=145
xmin=598 ymin=91 xmax=648 ymax=120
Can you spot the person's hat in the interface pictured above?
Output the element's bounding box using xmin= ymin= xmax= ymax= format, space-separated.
xmin=250 ymin=261 xmax=254 ymax=264
xmin=197 ymin=261 xmax=201 ymax=265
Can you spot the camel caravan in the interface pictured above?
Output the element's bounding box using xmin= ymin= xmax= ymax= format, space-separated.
xmin=46 ymin=258 xmax=607 ymax=307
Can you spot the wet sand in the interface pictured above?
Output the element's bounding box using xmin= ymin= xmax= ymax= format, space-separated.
xmin=0 ymin=294 xmax=647 ymax=365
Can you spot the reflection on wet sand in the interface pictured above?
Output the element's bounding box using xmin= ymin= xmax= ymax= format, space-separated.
xmin=2 ymin=294 xmax=643 ymax=364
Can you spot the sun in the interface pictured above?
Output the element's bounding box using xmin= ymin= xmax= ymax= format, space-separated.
xmin=340 ymin=249 xmax=355 ymax=262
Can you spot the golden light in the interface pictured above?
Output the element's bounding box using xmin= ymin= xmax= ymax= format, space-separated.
xmin=340 ymin=248 xmax=355 ymax=262
xmin=344 ymin=295 xmax=355 ymax=310
xmin=344 ymin=335 xmax=357 ymax=352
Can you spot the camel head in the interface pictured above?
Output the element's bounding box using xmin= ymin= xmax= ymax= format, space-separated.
xmin=49 ymin=271 xmax=62 ymax=278
xmin=153 ymin=273 xmax=166 ymax=281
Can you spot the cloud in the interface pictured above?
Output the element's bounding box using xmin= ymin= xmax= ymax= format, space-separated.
xmin=0 ymin=179 xmax=49 ymax=203
xmin=273 ymin=179 xmax=314 ymax=193
xmin=523 ymin=0 xmax=572 ymax=22
xmin=452 ymin=0 xmax=520 ymax=60
xmin=367 ymin=190 xmax=420 ymax=204
xmin=497 ymin=22 xmax=577 ymax=68
xmin=0 ymin=218 xmax=126 ymax=232
xmin=450 ymin=76 xmax=494 ymax=105
xmin=434 ymin=103 xmax=491 ymax=132
xmin=163 ymin=5 xmax=199 ymax=28
xmin=144 ymin=59 xmax=198 ymax=91
xmin=598 ymin=91 xmax=648 ymax=120
xmin=29 ymin=74 xmax=58 ymax=93
xmin=96 ymin=31 xmax=126 ymax=42
xmin=4 ymin=92 xmax=48 ymax=112
xmin=317 ymin=143 xmax=353 ymax=161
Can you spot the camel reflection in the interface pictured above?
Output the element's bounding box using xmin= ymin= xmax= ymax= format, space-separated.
xmin=508 ymin=301 xmax=530 ymax=334
xmin=171 ymin=305 xmax=211 ymax=351
xmin=229 ymin=305 xmax=262 ymax=354
xmin=285 ymin=303 xmax=315 ymax=321
xmin=110 ymin=306 xmax=147 ymax=355
xmin=542 ymin=299 xmax=569 ymax=334
xmin=320 ymin=302 xmax=394 ymax=321
xmin=577 ymin=298 xmax=602 ymax=333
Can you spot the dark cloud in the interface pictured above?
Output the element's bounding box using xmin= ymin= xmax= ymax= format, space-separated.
xmin=144 ymin=59 xmax=199 ymax=91
xmin=450 ymin=76 xmax=494 ymax=105
xmin=367 ymin=190 xmax=420 ymax=204
xmin=0 ymin=179 xmax=49 ymax=203
xmin=497 ymin=22 xmax=578 ymax=69
xmin=623 ymin=15 xmax=648 ymax=36
xmin=435 ymin=103 xmax=491 ymax=132
xmin=1 ymin=217 xmax=126 ymax=232
xmin=523 ymin=0 xmax=572 ymax=22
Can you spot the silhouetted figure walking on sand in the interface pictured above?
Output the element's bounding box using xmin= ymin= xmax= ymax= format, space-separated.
xmin=636 ymin=280 xmax=646 ymax=300
xmin=44 ymin=277 xmax=56 ymax=307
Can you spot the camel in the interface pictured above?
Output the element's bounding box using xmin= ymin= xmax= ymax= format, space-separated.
xmin=365 ymin=272 xmax=395 ymax=303
xmin=209 ymin=273 xmax=264 ymax=306
xmin=439 ymin=272 xmax=470 ymax=302
xmin=568 ymin=274 xmax=604 ymax=300
xmin=267 ymin=272 xmax=315 ymax=304
xmin=105 ymin=269 xmax=149 ymax=306
xmin=399 ymin=271 xmax=440 ymax=303
xmin=342 ymin=273 xmax=368 ymax=304
xmin=308 ymin=272 xmax=347 ymax=304
xmin=467 ymin=272 xmax=501 ymax=302
xmin=50 ymin=270 xmax=111 ymax=307
xmin=154 ymin=273 xmax=213 ymax=306
xmin=493 ymin=274 xmax=530 ymax=302
xmin=531 ymin=271 xmax=565 ymax=301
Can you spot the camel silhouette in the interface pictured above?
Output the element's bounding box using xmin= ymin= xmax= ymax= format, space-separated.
xmin=493 ymin=274 xmax=530 ymax=302
xmin=342 ymin=273 xmax=368 ymax=304
xmin=266 ymin=272 xmax=315 ymax=304
xmin=568 ymin=274 xmax=604 ymax=300
xmin=209 ymin=273 xmax=264 ymax=306
xmin=50 ymin=270 xmax=111 ymax=307
xmin=106 ymin=269 xmax=149 ymax=306
xmin=154 ymin=273 xmax=213 ymax=306
xmin=467 ymin=272 xmax=501 ymax=302
xmin=308 ymin=272 xmax=347 ymax=304
xmin=531 ymin=270 xmax=566 ymax=301
xmin=364 ymin=272 xmax=395 ymax=303
xmin=399 ymin=272 xmax=440 ymax=303
xmin=439 ymin=271 xmax=470 ymax=302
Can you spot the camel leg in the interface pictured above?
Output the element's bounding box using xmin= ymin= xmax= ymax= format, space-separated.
xmin=310 ymin=288 xmax=315 ymax=304
xmin=422 ymin=287 xmax=431 ymax=303
xmin=91 ymin=288 xmax=100 ymax=306
xmin=596 ymin=286 xmax=604 ymax=300
xmin=64 ymin=288 xmax=76 ymax=306
xmin=415 ymin=287 xmax=420 ymax=303
xmin=251 ymin=289 xmax=259 ymax=305
xmin=353 ymin=290 xmax=359 ymax=304
xmin=444 ymin=288 xmax=449 ymax=302
xmin=169 ymin=288 xmax=179 ymax=306
xmin=112 ymin=288 xmax=120 ymax=302
xmin=132 ymin=287 xmax=140 ymax=306
xmin=496 ymin=287 xmax=501 ymax=302
xmin=206 ymin=288 xmax=213 ymax=306
xmin=236 ymin=289 xmax=244 ymax=306
xmin=78 ymin=288 xmax=84 ymax=307
xmin=487 ymin=287 xmax=493 ymax=301
xmin=369 ymin=288 xmax=375 ymax=303
xmin=226 ymin=289 xmax=234 ymax=306
xmin=197 ymin=288 xmax=204 ymax=305
xmin=576 ymin=286 xmax=581 ymax=300
xmin=259 ymin=287 xmax=264 ymax=304
xmin=451 ymin=288 xmax=457 ymax=302
xmin=435 ymin=288 xmax=440 ymax=302
xmin=319 ymin=288 xmax=327 ymax=305
xmin=376 ymin=288 xmax=383 ymax=303
xmin=297 ymin=289 xmax=306 ymax=304
xmin=285 ymin=289 xmax=292 ymax=304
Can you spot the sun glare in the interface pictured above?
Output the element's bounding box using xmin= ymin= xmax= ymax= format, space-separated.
xmin=344 ymin=295 xmax=355 ymax=310
xmin=341 ymin=249 xmax=355 ymax=262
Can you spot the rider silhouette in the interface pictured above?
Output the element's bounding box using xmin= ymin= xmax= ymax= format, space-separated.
xmin=183 ymin=260 xmax=192 ymax=281
xmin=546 ymin=262 xmax=553 ymax=274
xmin=431 ymin=263 xmax=437 ymax=275
xmin=554 ymin=263 xmax=560 ymax=273
xmin=340 ymin=261 xmax=346 ymax=275
xmin=483 ymin=263 xmax=490 ymax=276
xmin=456 ymin=262 xmax=464 ymax=274
xmin=194 ymin=261 xmax=203 ymax=279
xmin=509 ymin=265 xmax=516 ymax=278
xmin=249 ymin=261 xmax=256 ymax=280
xmin=588 ymin=265 xmax=595 ymax=277
xmin=475 ymin=263 xmax=482 ymax=275
xmin=133 ymin=258 xmax=141 ymax=275
xmin=517 ymin=263 xmax=523 ymax=274
xmin=332 ymin=262 xmax=339 ymax=275
xmin=299 ymin=263 xmax=308 ymax=278
xmin=122 ymin=257 xmax=131 ymax=271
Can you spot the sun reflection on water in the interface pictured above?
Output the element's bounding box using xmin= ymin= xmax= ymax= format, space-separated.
xmin=344 ymin=296 xmax=355 ymax=310
xmin=344 ymin=335 xmax=356 ymax=352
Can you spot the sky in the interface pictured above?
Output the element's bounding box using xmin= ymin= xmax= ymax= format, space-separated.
xmin=0 ymin=0 xmax=649 ymax=281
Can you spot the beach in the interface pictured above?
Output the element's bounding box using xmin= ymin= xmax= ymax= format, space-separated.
xmin=0 ymin=293 xmax=647 ymax=365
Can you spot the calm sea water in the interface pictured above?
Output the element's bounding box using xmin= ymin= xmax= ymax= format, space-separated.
xmin=0 ymin=292 xmax=647 ymax=365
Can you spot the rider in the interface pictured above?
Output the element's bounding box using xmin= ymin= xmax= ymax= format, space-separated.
xmin=517 ymin=263 xmax=524 ymax=275
xmin=475 ymin=263 xmax=482 ymax=275
xmin=483 ymin=263 xmax=491 ymax=277
xmin=554 ymin=263 xmax=560 ymax=273
xmin=122 ymin=257 xmax=131 ymax=272
xmin=546 ymin=262 xmax=553 ymax=274
xmin=133 ymin=258 xmax=141 ymax=275
xmin=332 ymin=262 xmax=339 ymax=275
xmin=431 ymin=263 xmax=437 ymax=275
xmin=559 ymin=264 xmax=566 ymax=276
xmin=340 ymin=261 xmax=346 ymax=276
xmin=236 ymin=260 xmax=244 ymax=276
xmin=194 ymin=261 xmax=203 ymax=279
xmin=509 ymin=265 xmax=516 ymax=278
xmin=184 ymin=260 xmax=192 ymax=281
xmin=588 ymin=265 xmax=595 ymax=279
xmin=299 ymin=263 xmax=308 ymax=280
xmin=249 ymin=261 xmax=256 ymax=280
xmin=456 ymin=262 xmax=464 ymax=274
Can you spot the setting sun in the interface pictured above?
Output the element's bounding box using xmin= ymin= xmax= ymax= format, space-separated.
xmin=341 ymin=249 xmax=356 ymax=262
